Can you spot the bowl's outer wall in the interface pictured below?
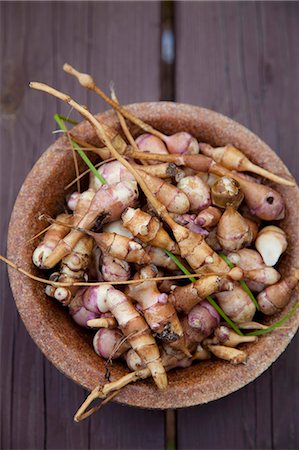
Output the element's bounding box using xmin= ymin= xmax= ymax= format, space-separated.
xmin=7 ymin=103 xmax=299 ymax=409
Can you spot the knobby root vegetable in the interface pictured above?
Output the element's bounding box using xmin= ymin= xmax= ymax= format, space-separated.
xmin=243 ymin=267 xmax=281 ymax=285
xmin=29 ymin=81 xmax=234 ymax=277
xmin=89 ymin=160 xmax=134 ymax=191
xmin=199 ymin=143 xmax=295 ymax=187
xmin=170 ymin=214 xmax=209 ymax=236
xmin=195 ymin=207 xmax=222 ymax=228
xmin=206 ymin=325 xmax=257 ymax=347
xmin=228 ymin=248 xmax=276 ymax=292
xmin=216 ymin=207 xmax=254 ymax=252
xmin=215 ymin=282 xmax=256 ymax=323
xmin=122 ymin=208 xmax=179 ymax=253
xmin=169 ymin=274 xmax=234 ymax=314
xmin=211 ymin=176 xmax=244 ymax=209
xmin=255 ymin=225 xmax=288 ymax=266
xmin=127 ymin=150 xmax=286 ymax=221
xmin=257 ymin=271 xmax=299 ymax=315
xmin=42 ymin=181 xmax=138 ymax=268
xmin=238 ymin=321 xmax=268 ymax=330
xmin=93 ymin=328 xmax=130 ymax=359
xmin=83 ymin=284 xmax=167 ymax=389
xmin=86 ymin=230 xmax=179 ymax=270
xmin=135 ymin=134 xmax=168 ymax=164
xmin=211 ymin=165 xmax=285 ymax=221
xmin=136 ymin=171 xmax=190 ymax=214
xmin=126 ymin=265 xmax=191 ymax=356
xmin=207 ymin=345 xmax=247 ymax=364
xmin=33 ymin=214 xmax=73 ymax=268
xmin=68 ymin=288 xmax=101 ymax=327
xmin=182 ymin=301 xmax=220 ymax=353
xmin=205 ymin=227 xmax=222 ymax=252
xmin=45 ymin=236 xmax=93 ymax=304
xmin=176 ymin=176 xmax=211 ymax=212
xmin=102 ymin=220 xmax=133 ymax=238
xmin=100 ymin=255 xmax=131 ymax=282
xmin=134 ymin=162 xmax=179 ymax=178
xmin=87 ymin=317 xmax=117 ymax=328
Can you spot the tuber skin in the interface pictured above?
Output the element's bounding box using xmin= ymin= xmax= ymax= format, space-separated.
xmin=170 ymin=214 xmax=209 ymax=236
xmin=122 ymin=208 xmax=179 ymax=253
xmin=45 ymin=236 xmax=93 ymax=305
xmin=228 ymin=248 xmax=272 ymax=292
xmin=164 ymin=132 xmax=199 ymax=155
xmin=102 ymin=220 xmax=133 ymax=238
xmin=126 ymin=149 xmax=286 ymax=221
xmin=134 ymin=162 xmax=179 ymax=178
xmin=255 ymin=225 xmax=288 ymax=266
xmin=39 ymin=181 xmax=139 ymax=269
xmin=93 ymin=328 xmax=130 ymax=359
xmin=195 ymin=207 xmax=222 ymax=229
xmin=215 ymin=282 xmax=256 ymax=323
xmin=212 ymin=165 xmax=285 ymax=221
xmin=207 ymin=345 xmax=247 ymax=364
xmin=68 ymin=288 xmax=101 ymax=328
xmin=126 ymin=265 xmax=191 ymax=356
xmin=211 ymin=176 xmax=244 ymax=209
xmin=137 ymin=171 xmax=190 ymax=214
xmin=182 ymin=301 xmax=220 ymax=353
xmin=100 ymin=255 xmax=131 ymax=282
xmin=169 ymin=274 xmax=234 ymax=314
xmin=85 ymin=284 xmax=168 ymax=389
xmin=243 ymin=267 xmax=281 ymax=285
xmin=205 ymin=227 xmax=222 ymax=252
xmin=87 ymin=317 xmax=117 ymax=329
xmin=257 ymin=273 xmax=299 ymax=315
xmin=177 ymin=176 xmax=211 ymax=212
xmin=88 ymin=230 xmax=179 ymax=269
xmin=216 ymin=207 xmax=254 ymax=252
xmin=199 ymin=143 xmax=295 ymax=187
xmin=89 ymin=160 xmax=134 ymax=191
xmin=205 ymin=326 xmax=257 ymax=347
xmin=33 ymin=214 xmax=73 ymax=268
xmin=135 ymin=133 xmax=169 ymax=164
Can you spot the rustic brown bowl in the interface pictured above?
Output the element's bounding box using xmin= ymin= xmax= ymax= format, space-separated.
xmin=7 ymin=102 xmax=299 ymax=409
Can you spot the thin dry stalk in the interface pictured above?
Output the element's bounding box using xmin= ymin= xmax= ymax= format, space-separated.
xmin=29 ymin=81 xmax=177 ymax=230
xmin=64 ymin=158 xmax=116 ymax=190
xmin=27 ymin=224 xmax=53 ymax=243
xmin=0 ymin=253 xmax=215 ymax=287
xmin=74 ymin=387 xmax=119 ymax=422
xmin=63 ymin=63 xmax=166 ymax=142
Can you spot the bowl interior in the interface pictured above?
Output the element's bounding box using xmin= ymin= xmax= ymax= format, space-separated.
xmin=7 ymin=102 xmax=299 ymax=408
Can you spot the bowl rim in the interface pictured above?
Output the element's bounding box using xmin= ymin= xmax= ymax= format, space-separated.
xmin=7 ymin=101 xmax=299 ymax=409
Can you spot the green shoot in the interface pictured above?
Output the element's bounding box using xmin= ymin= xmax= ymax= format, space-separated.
xmin=164 ymin=250 xmax=244 ymax=336
xmin=246 ymin=302 xmax=299 ymax=336
xmin=206 ymin=295 xmax=244 ymax=336
xmin=54 ymin=114 xmax=79 ymax=125
xmin=53 ymin=114 xmax=107 ymax=185
xmin=219 ymin=252 xmax=260 ymax=310
xmin=164 ymin=250 xmax=196 ymax=282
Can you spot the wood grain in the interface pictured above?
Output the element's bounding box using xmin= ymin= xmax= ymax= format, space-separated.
xmin=0 ymin=2 xmax=163 ymax=449
xmin=1 ymin=1 xmax=299 ymax=449
xmin=175 ymin=2 xmax=298 ymax=448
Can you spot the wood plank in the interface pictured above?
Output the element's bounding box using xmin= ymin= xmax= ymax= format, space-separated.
xmin=175 ymin=2 xmax=299 ymax=449
xmin=0 ymin=2 xmax=163 ymax=449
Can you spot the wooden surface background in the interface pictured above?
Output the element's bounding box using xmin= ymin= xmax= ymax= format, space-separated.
xmin=0 ymin=2 xmax=298 ymax=449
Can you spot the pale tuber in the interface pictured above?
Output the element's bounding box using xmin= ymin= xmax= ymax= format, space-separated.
xmin=255 ymin=225 xmax=288 ymax=266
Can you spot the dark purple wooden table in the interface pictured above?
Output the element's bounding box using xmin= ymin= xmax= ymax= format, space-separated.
xmin=1 ymin=2 xmax=298 ymax=449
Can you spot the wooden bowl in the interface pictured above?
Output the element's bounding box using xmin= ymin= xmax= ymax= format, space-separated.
xmin=7 ymin=102 xmax=299 ymax=409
